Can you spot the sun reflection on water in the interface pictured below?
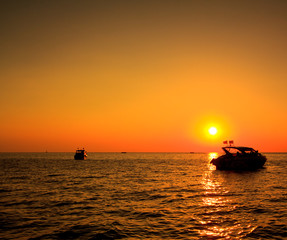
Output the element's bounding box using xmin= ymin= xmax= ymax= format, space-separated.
xmin=208 ymin=152 xmax=218 ymax=161
xmin=198 ymin=162 xmax=236 ymax=239
xmin=208 ymin=152 xmax=218 ymax=171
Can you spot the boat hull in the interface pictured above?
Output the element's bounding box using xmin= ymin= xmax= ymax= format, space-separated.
xmin=211 ymin=154 xmax=266 ymax=171
xmin=74 ymin=154 xmax=87 ymax=160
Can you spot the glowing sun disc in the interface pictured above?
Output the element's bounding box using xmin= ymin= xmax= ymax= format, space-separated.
xmin=208 ymin=127 xmax=217 ymax=135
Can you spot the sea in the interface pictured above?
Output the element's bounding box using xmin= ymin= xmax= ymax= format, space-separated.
xmin=0 ymin=152 xmax=286 ymax=240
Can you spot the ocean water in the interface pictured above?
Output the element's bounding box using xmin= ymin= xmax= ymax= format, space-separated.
xmin=0 ymin=152 xmax=286 ymax=240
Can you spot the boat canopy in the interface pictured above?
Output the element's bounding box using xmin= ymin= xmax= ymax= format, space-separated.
xmin=222 ymin=146 xmax=257 ymax=154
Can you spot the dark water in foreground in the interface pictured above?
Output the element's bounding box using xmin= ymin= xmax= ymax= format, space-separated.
xmin=0 ymin=152 xmax=286 ymax=239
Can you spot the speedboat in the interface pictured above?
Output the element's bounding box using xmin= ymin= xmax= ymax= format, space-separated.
xmin=74 ymin=149 xmax=87 ymax=160
xmin=210 ymin=146 xmax=266 ymax=170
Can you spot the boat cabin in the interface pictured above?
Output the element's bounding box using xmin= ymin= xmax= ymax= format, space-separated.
xmin=222 ymin=146 xmax=258 ymax=156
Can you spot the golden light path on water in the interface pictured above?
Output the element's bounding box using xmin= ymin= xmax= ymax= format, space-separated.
xmin=197 ymin=152 xmax=256 ymax=238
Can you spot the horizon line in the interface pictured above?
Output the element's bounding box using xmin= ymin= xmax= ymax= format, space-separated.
xmin=0 ymin=151 xmax=286 ymax=154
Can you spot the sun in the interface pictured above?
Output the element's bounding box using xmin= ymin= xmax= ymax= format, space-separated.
xmin=208 ymin=127 xmax=217 ymax=135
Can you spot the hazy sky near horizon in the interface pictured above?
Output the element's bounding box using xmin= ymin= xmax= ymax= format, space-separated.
xmin=1 ymin=0 xmax=287 ymax=152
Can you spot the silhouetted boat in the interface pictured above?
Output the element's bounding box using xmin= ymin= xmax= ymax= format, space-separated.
xmin=210 ymin=146 xmax=266 ymax=170
xmin=74 ymin=149 xmax=87 ymax=160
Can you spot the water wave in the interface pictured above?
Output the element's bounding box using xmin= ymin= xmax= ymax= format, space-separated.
xmin=0 ymin=153 xmax=286 ymax=239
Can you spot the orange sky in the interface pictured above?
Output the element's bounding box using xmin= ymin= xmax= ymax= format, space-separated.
xmin=1 ymin=0 xmax=287 ymax=152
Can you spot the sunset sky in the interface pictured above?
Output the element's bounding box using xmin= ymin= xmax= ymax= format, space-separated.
xmin=1 ymin=0 xmax=286 ymax=152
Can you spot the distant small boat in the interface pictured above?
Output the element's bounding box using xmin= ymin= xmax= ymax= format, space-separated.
xmin=74 ymin=149 xmax=87 ymax=160
xmin=210 ymin=146 xmax=266 ymax=171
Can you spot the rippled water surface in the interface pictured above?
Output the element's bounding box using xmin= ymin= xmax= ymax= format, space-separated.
xmin=0 ymin=152 xmax=286 ymax=239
